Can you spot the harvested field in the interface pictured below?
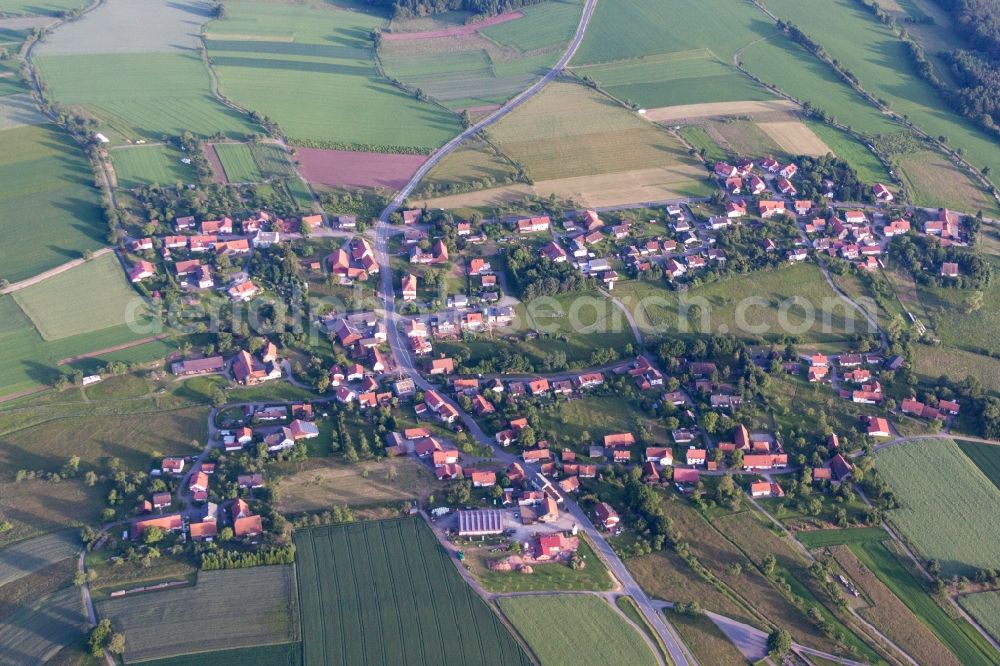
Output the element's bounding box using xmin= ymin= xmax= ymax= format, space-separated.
xmin=383 ymin=10 xmax=522 ymax=41
xmin=489 ymin=81 xmax=703 ymax=181
xmin=830 ymin=544 xmax=961 ymax=666
xmin=297 ymin=147 xmax=426 ymax=190
xmin=418 ymin=165 xmax=713 ymax=210
xmin=96 ymin=566 xmax=299 ymax=663
xmin=757 ymin=120 xmax=832 ymax=156
xmin=0 ymin=530 xmax=80 ymax=587
xmin=0 ymin=584 xmax=89 ymax=663
xmin=643 ymin=99 xmax=799 ymax=123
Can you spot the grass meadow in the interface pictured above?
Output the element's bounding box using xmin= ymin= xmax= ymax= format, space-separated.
xmin=850 ymin=539 xmax=1000 ymax=664
xmin=295 ymin=517 xmax=531 ymax=666
xmin=612 ymin=263 xmax=867 ymax=349
xmin=806 ymin=121 xmax=892 ymax=184
xmin=110 ymin=144 xmax=192 ymax=188
xmin=765 ymin=0 xmax=1000 ymax=181
xmin=0 ymin=531 xmax=80 ymax=587
xmin=205 ymin=2 xmax=460 ymax=150
xmin=795 ymin=526 xmax=889 ymax=549
xmin=12 ymin=252 xmax=148 ymax=340
xmin=250 ymin=142 xmax=296 ymax=178
xmin=913 ymin=346 xmax=1000 ymax=394
xmin=915 ymin=255 xmax=1000 ymax=356
xmin=97 ymin=566 xmax=299 ymax=663
xmin=0 ymin=123 xmax=104 ymax=283
xmin=958 ymin=592 xmax=1000 ymax=644
xmin=898 ymin=150 xmax=999 ymax=216
xmin=214 ymin=142 xmax=263 ymax=182
xmin=417 ymin=136 xmax=520 ymax=195
xmin=874 ymin=439 xmax=1000 ymax=577
xmin=497 ymin=595 xmax=659 ymax=666
xmin=470 ymin=537 xmax=613 ymax=593
xmin=957 ymin=442 xmax=1000 ymax=491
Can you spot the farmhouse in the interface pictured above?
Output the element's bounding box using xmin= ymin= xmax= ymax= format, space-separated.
xmin=128 ymin=260 xmax=156 ymax=283
xmin=171 ymin=356 xmax=225 ymax=376
xmin=516 ymin=216 xmax=550 ymax=234
xmin=758 ymin=201 xmax=785 ymax=219
xmin=594 ymin=502 xmax=619 ymax=530
xmin=133 ymin=514 xmax=183 ymax=537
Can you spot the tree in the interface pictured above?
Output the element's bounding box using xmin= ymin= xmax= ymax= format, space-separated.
xmin=143 ymin=526 xmax=164 ymax=545
xmin=767 ymin=628 xmax=792 ymax=657
xmin=219 ymin=526 xmax=234 ymax=542
xmin=211 ymin=386 xmax=227 ymax=408
xmin=761 ymin=553 xmax=777 ymax=577
xmin=108 ymin=633 xmax=126 ymax=655
xmin=89 ymin=619 xmax=112 ymax=656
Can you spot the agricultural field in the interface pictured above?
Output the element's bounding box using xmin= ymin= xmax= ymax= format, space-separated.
xmin=496 ymin=595 xmax=659 ymax=666
xmin=273 ymin=456 xmax=437 ymax=513
xmin=381 ymin=1 xmax=580 ymax=111
xmin=830 ymin=544 xmax=962 ymax=666
xmin=806 ymin=121 xmax=893 ymax=186
xmin=139 ymin=643 xmax=303 ymax=666
xmin=764 ymin=0 xmax=1000 ymax=184
xmin=204 ymin=1 xmax=460 ymax=151
xmin=249 ymin=142 xmax=296 ymax=178
xmin=12 ymin=252 xmax=149 ymax=340
xmin=0 ymin=584 xmax=89 ymax=663
xmin=0 ymin=0 xmax=84 ymax=15
xmin=97 ymin=566 xmax=299 ymax=663
xmin=573 ymin=49 xmax=775 ymax=109
xmin=296 ymin=147 xmax=426 ymax=190
xmin=0 ymin=531 xmax=80 ymax=587
xmin=109 ymin=144 xmax=192 ymax=188
xmin=958 ymin=442 xmax=1000 ymax=491
xmin=0 ymin=92 xmax=46 ymax=130
xmin=0 ymin=123 xmax=105 ymax=283
xmin=295 ymin=517 xmax=531 ymax=666
xmin=874 ymin=439 xmax=1000 ymax=577
xmin=850 ymin=538 xmax=1000 ymax=664
xmin=958 ymin=591 xmax=1000 ymax=644
xmin=34 ymin=0 xmax=257 ymax=141
xmin=214 ymin=142 xmax=263 ymax=183
xmin=612 ymin=263 xmax=870 ymax=349
xmin=489 ymin=81 xmax=702 ymax=181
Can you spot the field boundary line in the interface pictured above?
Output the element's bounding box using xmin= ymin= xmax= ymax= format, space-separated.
xmin=1 ymin=247 xmax=113 ymax=295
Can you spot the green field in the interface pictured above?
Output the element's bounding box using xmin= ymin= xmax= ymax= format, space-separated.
xmin=497 ymin=595 xmax=659 ymax=666
xmin=958 ymin=442 xmax=1000 ymax=492
xmin=110 ymin=144 xmax=192 ymax=188
xmin=795 ymin=527 xmax=889 ymax=549
xmin=573 ymin=0 xmax=775 ymax=66
xmin=914 ymin=346 xmax=1000 ymax=394
xmin=0 ymin=123 xmax=105 ymax=283
xmin=958 ymin=592 xmax=1000 ymax=644
xmin=0 ymin=531 xmax=80 ymax=587
xmin=139 ymin=643 xmax=303 ymax=666
xmin=764 ymin=0 xmax=1000 ymax=183
xmin=0 ymin=0 xmax=83 ymax=15
xmin=806 ymin=121 xmax=892 ymax=184
xmin=416 ymin=136 xmax=521 ymax=196
xmin=12 ymin=252 xmax=148 ymax=340
xmin=0 ymin=584 xmax=89 ymax=662
xmin=36 ymin=52 xmax=257 ymax=141
xmin=574 ymin=49 xmax=774 ymax=109
xmin=470 ymin=537 xmax=613 ymax=593
xmin=874 ymin=439 xmax=1000 ymax=577
xmin=739 ymin=32 xmax=901 ymax=137
xmin=613 ymin=263 xmax=870 ymax=348
xmin=97 ymin=566 xmax=299 ymax=663
xmin=295 ymin=517 xmax=531 ymax=666
xmin=479 ymin=0 xmax=582 ymax=52
xmin=205 ymin=2 xmax=460 ymax=150
xmin=489 ymin=80 xmax=702 ymax=181
xmin=898 ymin=150 xmax=999 ymax=216
xmin=214 ymin=142 xmax=263 ymax=182
xmin=850 ymin=539 xmax=1000 ymax=665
